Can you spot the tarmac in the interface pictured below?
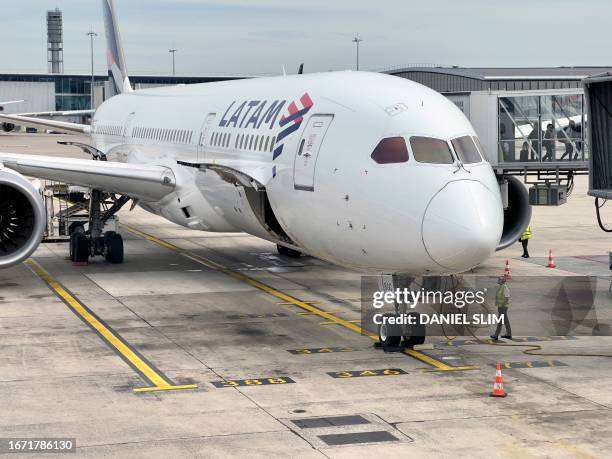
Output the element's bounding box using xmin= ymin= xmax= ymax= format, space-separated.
xmin=1 ymin=133 xmax=612 ymax=458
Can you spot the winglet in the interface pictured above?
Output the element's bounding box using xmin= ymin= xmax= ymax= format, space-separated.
xmin=102 ymin=0 xmax=133 ymax=94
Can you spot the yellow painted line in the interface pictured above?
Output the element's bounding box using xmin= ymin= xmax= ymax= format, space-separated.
xmin=319 ymin=319 xmax=361 ymax=325
xmin=25 ymin=259 xmax=197 ymax=393
xmin=123 ymin=225 xmax=478 ymax=371
xmin=403 ymin=349 xmax=479 ymax=372
xmin=133 ymin=384 xmax=198 ymax=393
xmin=297 ymin=309 xmax=343 ymax=316
xmin=279 ymin=301 xmax=320 ymax=305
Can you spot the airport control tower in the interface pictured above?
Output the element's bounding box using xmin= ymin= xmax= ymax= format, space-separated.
xmin=47 ymin=8 xmax=64 ymax=74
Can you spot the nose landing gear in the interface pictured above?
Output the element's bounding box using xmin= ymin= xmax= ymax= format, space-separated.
xmin=375 ymin=274 xmax=427 ymax=350
xmin=377 ymin=312 xmax=426 ymax=350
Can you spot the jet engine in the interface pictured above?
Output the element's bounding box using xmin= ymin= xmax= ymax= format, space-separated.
xmin=0 ymin=167 xmax=46 ymax=268
xmin=1 ymin=123 xmax=16 ymax=132
xmin=497 ymin=175 xmax=532 ymax=251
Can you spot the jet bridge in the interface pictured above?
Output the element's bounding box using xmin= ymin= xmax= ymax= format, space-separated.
xmin=584 ymin=73 xmax=612 ymax=200
xmin=447 ymin=89 xmax=590 ymax=206
xmin=583 ymin=73 xmax=612 ymax=233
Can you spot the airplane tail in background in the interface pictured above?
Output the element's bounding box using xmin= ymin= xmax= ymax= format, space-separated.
xmin=102 ymin=0 xmax=133 ymax=94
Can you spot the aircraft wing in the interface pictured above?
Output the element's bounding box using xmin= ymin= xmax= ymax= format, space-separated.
xmin=16 ymin=109 xmax=95 ymax=117
xmin=0 ymin=153 xmax=176 ymax=201
xmin=0 ymin=113 xmax=91 ymax=135
xmin=0 ymin=100 xmax=25 ymax=107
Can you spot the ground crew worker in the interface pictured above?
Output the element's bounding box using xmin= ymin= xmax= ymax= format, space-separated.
xmin=519 ymin=225 xmax=532 ymax=258
xmin=491 ymin=276 xmax=512 ymax=341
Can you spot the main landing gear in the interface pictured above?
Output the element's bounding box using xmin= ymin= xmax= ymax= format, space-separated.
xmin=69 ymin=189 xmax=130 ymax=264
xmin=375 ymin=274 xmax=426 ymax=350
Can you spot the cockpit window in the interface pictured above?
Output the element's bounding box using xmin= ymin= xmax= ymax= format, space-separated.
xmin=371 ymin=137 xmax=409 ymax=164
xmin=451 ymin=136 xmax=483 ymax=164
xmin=409 ymin=137 xmax=454 ymax=164
xmin=472 ymin=136 xmax=488 ymax=162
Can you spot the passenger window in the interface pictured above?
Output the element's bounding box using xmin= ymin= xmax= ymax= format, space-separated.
xmin=410 ymin=137 xmax=453 ymax=164
xmin=270 ymin=136 xmax=276 ymax=152
xmin=371 ymin=137 xmax=409 ymax=164
xmin=249 ymin=135 xmax=254 ymax=150
xmin=259 ymin=136 xmax=264 ymax=151
xmin=264 ymin=136 xmax=269 ymax=152
xmin=451 ymin=136 xmax=482 ymax=164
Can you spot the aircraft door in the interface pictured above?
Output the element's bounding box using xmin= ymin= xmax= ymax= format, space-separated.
xmin=293 ymin=114 xmax=334 ymax=191
xmin=197 ymin=113 xmax=216 ymax=161
xmin=122 ymin=112 xmax=136 ymax=143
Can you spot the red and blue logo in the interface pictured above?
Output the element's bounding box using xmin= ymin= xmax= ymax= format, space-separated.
xmin=273 ymin=93 xmax=314 ymax=161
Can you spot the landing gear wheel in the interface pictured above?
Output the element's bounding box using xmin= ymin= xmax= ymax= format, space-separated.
xmin=69 ymin=225 xmax=85 ymax=262
xmin=68 ymin=222 xmax=85 ymax=236
xmin=378 ymin=313 xmax=402 ymax=348
xmin=403 ymin=314 xmax=426 ymax=349
xmin=277 ymin=244 xmax=302 ymax=258
xmin=105 ymin=232 xmax=124 ymax=264
xmin=72 ymin=233 xmax=89 ymax=264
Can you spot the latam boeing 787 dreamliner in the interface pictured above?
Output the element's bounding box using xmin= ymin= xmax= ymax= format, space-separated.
xmin=0 ymin=0 xmax=531 ymax=279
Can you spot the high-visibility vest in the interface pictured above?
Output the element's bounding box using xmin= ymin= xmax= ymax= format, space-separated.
xmin=496 ymin=284 xmax=510 ymax=308
xmin=520 ymin=226 xmax=532 ymax=241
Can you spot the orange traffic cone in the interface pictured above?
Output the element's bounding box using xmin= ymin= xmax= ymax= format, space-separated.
xmin=547 ymin=249 xmax=556 ymax=268
xmin=504 ymin=260 xmax=512 ymax=281
xmin=490 ymin=362 xmax=507 ymax=397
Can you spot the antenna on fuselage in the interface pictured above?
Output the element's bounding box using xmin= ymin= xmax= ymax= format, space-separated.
xmin=298 ymin=63 xmax=304 ymax=75
xmin=282 ymin=65 xmax=287 ymax=76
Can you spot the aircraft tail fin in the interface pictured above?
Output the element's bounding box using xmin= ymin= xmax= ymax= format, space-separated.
xmin=102 ymin=0 xmax=133 ymax=94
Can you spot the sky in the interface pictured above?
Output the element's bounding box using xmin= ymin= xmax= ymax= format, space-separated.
xmin=2 ymin=0 xmax=612 ymax=76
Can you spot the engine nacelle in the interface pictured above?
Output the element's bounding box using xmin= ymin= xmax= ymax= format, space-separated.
xmin=1 ymin=123 xmax=16 ymax=132
xmin=497 ymin=175 xmax=532 ymax=251
xmin=0 ymin=167 xmax=46 ymax=269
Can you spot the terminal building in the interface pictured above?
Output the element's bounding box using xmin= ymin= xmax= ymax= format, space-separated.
xmin=385 ymin=66 xmax=612 ymax=172
xmin=0 ymin=73 xmax=245 ymax=114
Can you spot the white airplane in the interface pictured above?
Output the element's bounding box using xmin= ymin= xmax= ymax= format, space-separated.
xmin=0 ymin=1 xmax=531 ymax=278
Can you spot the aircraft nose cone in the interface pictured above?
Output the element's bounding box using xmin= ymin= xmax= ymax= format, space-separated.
xmin=422 ymin=180 xmax=503 ymax=272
